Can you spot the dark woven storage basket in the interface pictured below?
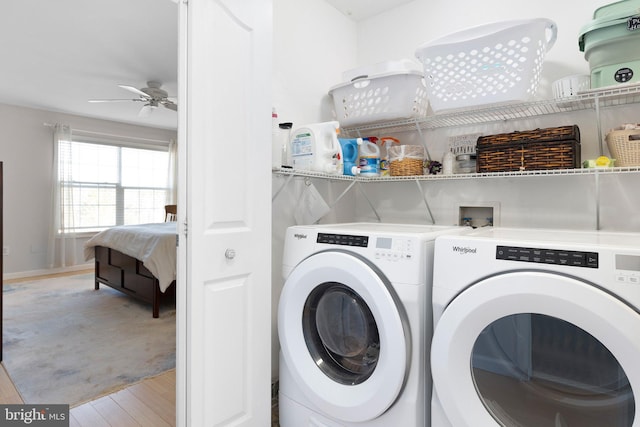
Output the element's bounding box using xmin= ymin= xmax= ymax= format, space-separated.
xmin=476 ymin=125 xmax=581 ymax=172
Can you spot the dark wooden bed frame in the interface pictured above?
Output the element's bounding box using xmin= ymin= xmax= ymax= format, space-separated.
xmin=94 ymin=245 xmax=176 ymax=318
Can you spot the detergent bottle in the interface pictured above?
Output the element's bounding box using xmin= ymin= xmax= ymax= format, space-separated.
xmin=289 ymin=121 xmax=342 ymax=174
xmin=358 ymin=138 xmax=381 ymax=176
xmin=338 ymin=138 xmax=362 ymax=176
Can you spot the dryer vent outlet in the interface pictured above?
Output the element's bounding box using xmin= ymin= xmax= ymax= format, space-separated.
xmin=458 ymin=205 xmax=498 ymax=228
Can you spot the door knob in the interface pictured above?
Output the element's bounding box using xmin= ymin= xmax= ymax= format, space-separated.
xmin=225 ymin=249 xmax=236 ymax=260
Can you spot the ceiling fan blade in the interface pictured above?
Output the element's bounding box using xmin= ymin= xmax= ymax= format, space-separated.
xmin=118 ymin=85 xmax=150 ymax=98
xmin=163 ymin=102 xmax=178 ymax=111
xmin=89 ymin=83 xmax=174 ymax=117
xmin=89 ymin=98 xmax=142 ymax=103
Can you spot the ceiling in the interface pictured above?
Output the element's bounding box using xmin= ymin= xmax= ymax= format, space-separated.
xmin=1 ymin=0 xmax=179 ymax=130
xmin=0 ymin=0 xmax=413 ymax=131
xmin=324 ymin=0 xmax=415 ymax=20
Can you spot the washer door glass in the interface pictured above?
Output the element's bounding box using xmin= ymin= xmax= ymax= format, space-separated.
xmin=303 ymin=282 xmax=380 ymax=385
xmin=472 ymin=313 xmax=634 ymax=426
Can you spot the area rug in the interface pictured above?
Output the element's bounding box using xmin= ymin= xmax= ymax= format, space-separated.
xmin=3 ymin=273 xmax=176 ymax=406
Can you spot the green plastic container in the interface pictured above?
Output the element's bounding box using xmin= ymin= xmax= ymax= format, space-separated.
xmin=579 ymin=0 xmax=640 ymax=88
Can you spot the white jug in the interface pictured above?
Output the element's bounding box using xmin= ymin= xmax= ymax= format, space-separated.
xmin=289 ymin=121 xmax=342 ymax=174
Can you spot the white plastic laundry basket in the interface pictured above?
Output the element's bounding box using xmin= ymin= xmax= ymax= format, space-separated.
xmin=415 ymin=18 xmax=557 ymax=112
xmin=329 ymin=60 xmax=429 ymax=127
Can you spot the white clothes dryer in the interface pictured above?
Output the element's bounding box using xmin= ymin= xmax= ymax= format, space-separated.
xmin=278 ymin=222 xmax=469 ymax=427
xmin=431 ymin=227 xmax=640 ymax=427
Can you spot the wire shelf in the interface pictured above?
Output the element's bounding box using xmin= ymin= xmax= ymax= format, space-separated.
xmin=275 ymin=87 xmax=640 ymax=229
xmin=273 ymin=166 xmax=640 ymax=182
xmin=340 ymin=83 xmax=640 ymax=135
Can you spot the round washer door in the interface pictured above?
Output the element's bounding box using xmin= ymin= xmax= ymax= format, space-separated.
xmin=432 ymin=271 xmax=640 ymax=427
xmin=278 ymin=250 xmax=409 ymax=422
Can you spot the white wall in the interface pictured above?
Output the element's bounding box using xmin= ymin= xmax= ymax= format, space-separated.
xmin=0 ymin=103 xmax=177 ymax=277
xmin=271 ymin=0 xmax=359 ymax=379
xmin=273 ymin=0 xmax=358 ymax=126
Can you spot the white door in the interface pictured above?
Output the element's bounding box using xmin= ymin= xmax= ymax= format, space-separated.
xmin=278 ymin=250 xmax=409 ymax=422
xmin=431 ymin=271 xmax=640 ymax=427
xmin=177 ymin=0 xmax=272 ymax=426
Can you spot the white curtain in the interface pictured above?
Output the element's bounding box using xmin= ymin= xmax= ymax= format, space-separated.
xmin=167 ymin=138 xmax=178 ymax=204
xmin=47 ymin=123 xmax=77 ymax=268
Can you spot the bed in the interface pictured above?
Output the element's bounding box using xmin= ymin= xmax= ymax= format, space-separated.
xmin=84 ymin=222 xmax=177 ymax=318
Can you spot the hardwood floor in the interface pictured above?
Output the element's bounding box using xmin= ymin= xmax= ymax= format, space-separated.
xmin=0 ymin=364 xmax=22 ymax=404
xmin=69 ymin=369 xmax=176 ymax=427
xmin=4 ymin=268 xmax=95 ymax=285
xmin=0 ymin=363 xmax=175 ymax=427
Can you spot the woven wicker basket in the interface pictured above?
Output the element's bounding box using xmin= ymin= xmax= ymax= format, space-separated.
xmin=389 ymin=145 xmax=424 ymax=176
xmin=476 ymin=125 xmax=581 ymax=172
xmin=606 ymin=127 xmax=640 ymax=167
xmin=389 ymin=158 xmax=424 ymax=176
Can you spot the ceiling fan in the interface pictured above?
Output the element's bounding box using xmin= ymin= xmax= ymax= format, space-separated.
xmin=89 ymin=81 xmax=177 ymax=116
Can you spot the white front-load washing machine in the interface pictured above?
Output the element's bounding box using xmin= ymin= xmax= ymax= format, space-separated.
xmin=431 ymin=227 xmax=640 ymax=427
xmin=278 ymin=222 xmax=469 ymax=427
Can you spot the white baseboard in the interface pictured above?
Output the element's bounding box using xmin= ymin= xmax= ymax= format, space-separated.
xmin=3 ymin=263 xmax=94 ymax=281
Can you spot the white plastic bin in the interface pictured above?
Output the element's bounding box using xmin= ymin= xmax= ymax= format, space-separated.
xmin=415 ymin=18 xmax=557 ymax=112
xmin=329 ymin=60 xmax=429 ymax=127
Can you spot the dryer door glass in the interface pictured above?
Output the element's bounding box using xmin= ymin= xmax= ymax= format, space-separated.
xmin=302 ymin=282 xmax=380 ymax=385
xmin=471 ymin=313 xmax=634 ymax=426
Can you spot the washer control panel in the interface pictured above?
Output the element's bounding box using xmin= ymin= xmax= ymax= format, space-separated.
xmin=615 ymin=254 xmax=640 ymax=284
xmin=373 ymin=237 xmax=414 ymax=261
xmin=316 ymin=233 xmax=414 ymax=261
xmin=496 ymin=245 xmax=598 ymax=268
xmin=317 ymin=233 xmax=368 ymax=247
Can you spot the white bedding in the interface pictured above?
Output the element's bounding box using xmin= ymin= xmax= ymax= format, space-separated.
xmin=84 ymin=222 xmax=177 ymax=292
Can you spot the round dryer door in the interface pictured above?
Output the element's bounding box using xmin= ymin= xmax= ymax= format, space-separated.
xmin=278 ymin=250 xmax=409 ymax=423
xmin=432 ymin=271 xmax=640 ymax=427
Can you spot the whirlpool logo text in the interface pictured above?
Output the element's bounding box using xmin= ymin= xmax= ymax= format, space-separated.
xmin=452 ymin=245 xmax=477 ymax=255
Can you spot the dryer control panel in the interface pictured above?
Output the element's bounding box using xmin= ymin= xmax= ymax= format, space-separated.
xmin=496 ymin=245 xmax=599 ymax=268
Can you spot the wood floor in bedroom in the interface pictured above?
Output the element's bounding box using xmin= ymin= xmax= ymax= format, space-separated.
xmin=0 ymin=364 xmax=176 ymax=426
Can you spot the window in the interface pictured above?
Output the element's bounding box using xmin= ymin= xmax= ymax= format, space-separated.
xmin=58 ymin=135 xmax=171 ymax=233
